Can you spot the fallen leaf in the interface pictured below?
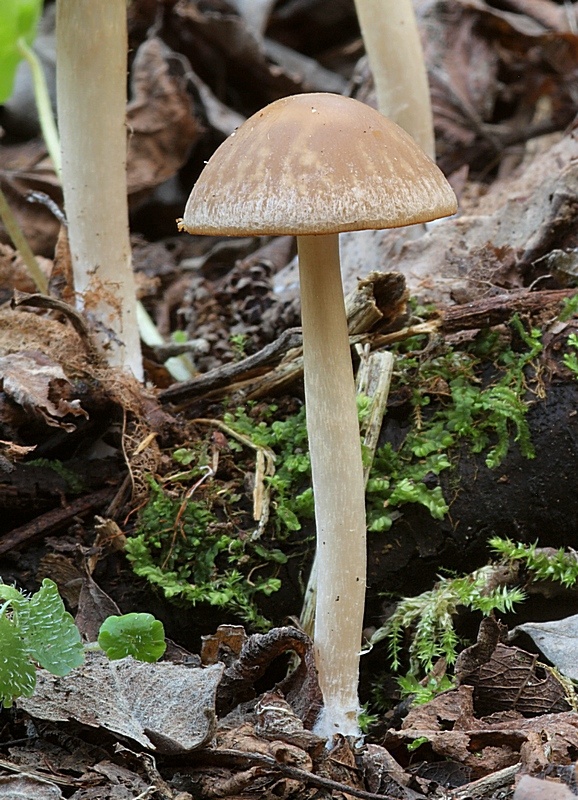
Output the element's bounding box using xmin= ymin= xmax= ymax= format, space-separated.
xmin=18 ymin=651 xmax=224 ymax=754
xmin=0 ymin=774 xmax=63 ymax=799
xmin=514 ymin=773 xmax=577 ymax=800
xmin=0 ymin=351 xmax=88 ymax=431
xmin=513 ymin=614 xmax=578 ymax=681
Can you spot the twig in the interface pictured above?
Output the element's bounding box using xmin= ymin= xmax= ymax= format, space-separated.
xmin=191 ymin=748 xmax=403 ymax=800
xmin=158 ymin=328 xmax=303 ymax=405
xmin=447 ymin=763 xmax=520 ymax=799
xmin=191 ymin=418 xmax=276 ymax=537
xmin=0 ymin=487 xmax=116 ymax=555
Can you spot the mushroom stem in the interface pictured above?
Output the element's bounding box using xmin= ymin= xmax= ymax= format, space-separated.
xmin=354 ymin=0 xmax=435 ymax=159
xmin=297 ymin=233 xmax=366 ymax=738
xmin=56 ymin=0 xmax=143 ymax=379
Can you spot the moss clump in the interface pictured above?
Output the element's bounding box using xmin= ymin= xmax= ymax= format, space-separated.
xmin=366 ymin=314 xmax=542 ymax=531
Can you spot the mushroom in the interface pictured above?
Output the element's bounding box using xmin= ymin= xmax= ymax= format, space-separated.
xmin=56 ymin=0 xmax=142 ymax=379
xmin=179 ymin=92 xmax=457 ymax=739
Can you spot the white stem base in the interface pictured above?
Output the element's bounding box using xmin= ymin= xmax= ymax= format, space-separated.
xmin=298 ymin=234 xmax=366 ymax=739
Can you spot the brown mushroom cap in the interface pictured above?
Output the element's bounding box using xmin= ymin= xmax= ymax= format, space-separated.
xmin=181 ymin=92 xmax=457 ymax=237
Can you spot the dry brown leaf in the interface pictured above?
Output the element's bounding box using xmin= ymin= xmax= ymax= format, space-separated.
xmin=0 ymin=350 xmax=88 ymax=431
xmin=127 ymin=37 xmax=202 ymax=197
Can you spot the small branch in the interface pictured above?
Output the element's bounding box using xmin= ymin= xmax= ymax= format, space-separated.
xmin=0 ymin=487 xmax=116 ymax=555
xmin=191 ymin=418 xmax=276 ymax=535
xmin=190 ymin=748 xmax=402 ymax=800
xmin=159 ymin=328 xmax=303 ymax=405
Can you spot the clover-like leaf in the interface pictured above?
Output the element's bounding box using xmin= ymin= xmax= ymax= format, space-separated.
xmin=18 ymin=579 xmax=84 ymax=676
xmin=0 ymin=0 xmax=43 ymax=103
xmin=98 ymin=613 xmax=167 ymax=663
xmin=0 ymin=615 xmax=36 ymax=707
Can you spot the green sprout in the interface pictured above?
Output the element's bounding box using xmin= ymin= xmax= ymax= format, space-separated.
xmin=0 ymin=579 xmax=83 ymax=707
xmin=0 ymin=580 xmax=167 ymax=707
xmin=563 ymin=332 xmax=578 ymax=379
xmin=98 ymin=613 xmax=167 ymax=663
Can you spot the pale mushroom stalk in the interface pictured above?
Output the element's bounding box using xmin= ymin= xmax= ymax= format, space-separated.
xmin=56 ymin=0 xmax=143 ymax=380
xmin=297 ymin=234 xmax=366 ymax=737
xmin=354 ymin=0 xmax=435 ymax=159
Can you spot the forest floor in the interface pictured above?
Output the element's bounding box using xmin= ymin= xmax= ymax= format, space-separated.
xmin=1 ymin=1 xmax=578 ymax=798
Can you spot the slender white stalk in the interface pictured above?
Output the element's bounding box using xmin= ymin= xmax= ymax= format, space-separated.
xmin=354 ymin=0 xmax=435 ymax=159
xmin=298 ymin=234 xmax=366 ymax=739
xmin=56 ymin=0 xmax=143 ymax=379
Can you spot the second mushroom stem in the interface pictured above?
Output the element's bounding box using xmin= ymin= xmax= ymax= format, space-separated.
xmin=297 ymin=233 xmax=367 ymax=737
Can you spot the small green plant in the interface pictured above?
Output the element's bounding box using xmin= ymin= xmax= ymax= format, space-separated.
xmin=0 ymin=580 xmax=167 ymax=707
xmin=97 ymin=613 xmax=166 ymax=662
xmin=407 ymin=736 xmax=430 ymax=752
xmin=358 ymin=703 xmax=380 ymax=733
xmin=490 ymin=537 xmax=578 ymax=587
xmin=27 ymin=458 xmax=86 ymax=494
xmin=563 ymin=333 xmax=578 ymax=379
xmin=559 ymin=292 xmax=578 ymax=322
xmin=397 ymin=673 xmax=455 ymax=705
xmin=229 ymin=333 xmax=250 ymax=360
xmin=0 ymin=579 xmax=83 ymax=707
xmin=370 ymin=564 xmax=526 ymax=674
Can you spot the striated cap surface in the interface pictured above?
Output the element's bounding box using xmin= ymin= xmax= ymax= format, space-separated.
xmin=181 ymin=92 xmax=457 ymax=236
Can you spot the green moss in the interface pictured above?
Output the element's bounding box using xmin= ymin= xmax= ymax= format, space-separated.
xmin=27 ymin=458 xmax=85 ymax=494
xmin=490 ymin=537 xmax=578 ymax=587
xmin=366 ymin=315 xmax=541 ymax=531
xmin=370 ymin=565 xmax=526 ymax=674
xmin=125 ymin=477 xmax=283 ymax=631
xmin=563 ymin=332 xmax=578 ymax=379
xmin=126 ymin=315 xmax=546 ymax=629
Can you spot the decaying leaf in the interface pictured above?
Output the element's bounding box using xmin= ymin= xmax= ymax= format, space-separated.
xmin=514 ymin=773 xmax=577 ymax=800
xmin=513 ymin=614 xmax=578 ymax=682
xmin=0 ymin=351 xmax=88 ymax=431
xmin=456 ymin=620 xmax=574 ymax=717
xmin=127 ymin=37 xmax=202 ymax=197
xmin=18 ymin=651 xmax=224 ymax=754
xmin=387 ymin=683 xmax=578 ymax=780
xmin=0 ymin=774 xmax=63 ymax=800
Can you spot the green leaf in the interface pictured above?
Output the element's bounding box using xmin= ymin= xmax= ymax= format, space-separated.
xmin=18 ymin=579 xmax=84 ymax=676
xmin=0 ymin=615 xmax=36 ymax=707
xmin=0 ymin=584 xmax=25 ymax=603
xmin=0 ymin=0 xmax=43 ymax=103
xmin=275 ymin=502 xmax=301 ymax=531
xmin=98 ymin=613 xmax=167 ymax=663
